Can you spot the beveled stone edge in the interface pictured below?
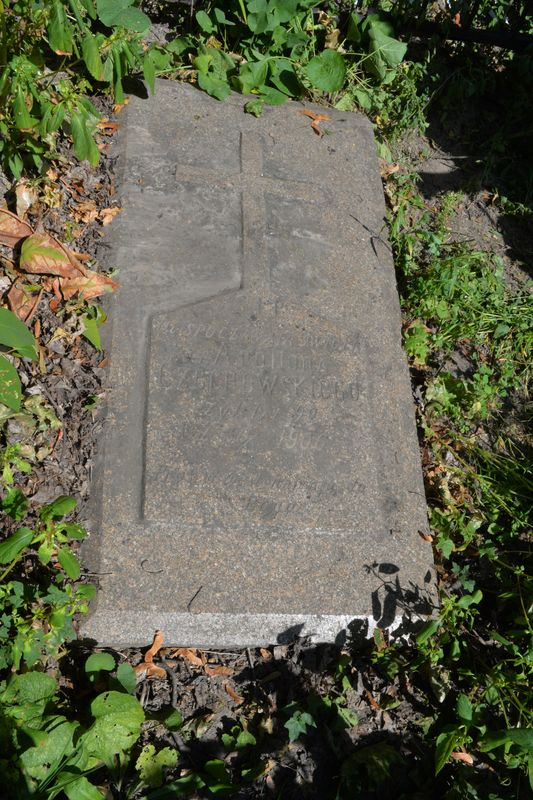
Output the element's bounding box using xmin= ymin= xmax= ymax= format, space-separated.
xmin=80 ymin=612 xmax=427 ymax=648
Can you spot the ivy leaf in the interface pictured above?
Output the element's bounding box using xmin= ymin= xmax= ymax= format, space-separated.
xmin=0 ymin=355 xmax=22 ymax=411
xmin=303 ymin=50 xmax=346 ymax=93
xmin=284 ymin=710 xmax=317 ymax=742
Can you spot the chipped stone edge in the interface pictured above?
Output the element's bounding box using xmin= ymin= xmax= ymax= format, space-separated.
xmin=80 ymin=612 xmax=425 ymax=648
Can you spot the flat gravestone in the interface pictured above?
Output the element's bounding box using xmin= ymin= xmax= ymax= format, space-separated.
xmin=82 ymin=80 xmax=434 ymax=647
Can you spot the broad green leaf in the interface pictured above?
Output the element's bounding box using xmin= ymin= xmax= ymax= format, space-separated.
xmin=85 ymin=652 xmax=116 ymax=674
xmin=0 ymin=308 xmax=38 ymax=360
xmin=0 ymin=526 xmax=33 ymax=563
xmin=234 ymin=59 xmax=268 ymax=94
xmin=116 ymin=662 xmax=137 ymax=693
xmin=47 ymin=0 xmax=74 ymax=55
xmin=143 ymin=52 xmax=156 ymax=95
xmin=57 ymin=547 xmax=81 ymax=580
xmin=303 ymin=49 xmax=346 ymax=93
xmin=197 ymin=71 xmax=231 ymax=101
xmin=20 ymin=233 xmax=68 ymax=267
xmin=346 ymin=12 xmax=362 ymax=43
xmin=260 ymin=85 xmax=288 ymax=105
xmin=96 ymin=0 xmax=151 ymax=33
xmin=247 ymin=0 xmax=272 ymax=34
xmin=58 ymin=522 xmax=87 ymax=540
xmin=435 ymin=729 xmax=461 ymax=774
xmin=366 ymin=28 xmax=407 ymax=83
xmin=0 ymin=355 xmax=21 ymax=411
xmin=20 ymin=720 xmax=78 ymax=781
xmin=196 ymin=10 xmax=214 ymax=33
xmin=162 ymin=708 xmax=184 ymax=730
xmin=71 ymin=111 xmax=99 ymax=166
xmin=415 ymin=618 xmax=441 ymax=645
xmin=456 ymin=694 xmax=473 ymax=722
xmin=236 ymin=729 xmax=257 ymax=749
xmin=80 ymin=691 xmax=145 ymax=768
xmin=457 ymin=589 xmax=482 ymax=608
xmin=136 ymin=744 xmax=178 ymax=788
xmin=63 ymin=776 xmax=105 ymax=800
xmin=80 ymin=315 xmax=102 ymax=350
xmin=13 ymin=87 xmax=38 ymax=130
xmin=82 ymin=33 xmax=105 ymax=81
xmin=284 ymin=710 xmax=316 ymax=742
xmin=41 ymin=495 xmax=77 ymax=521
xmin=1 ymin=487 xmax=28 ymax=519
xmin=1 ymin=671 xmax=57 ymax=706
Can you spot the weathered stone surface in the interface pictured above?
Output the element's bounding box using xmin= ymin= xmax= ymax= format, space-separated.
xmin=82 ymin=80 xmax=434 ymax=647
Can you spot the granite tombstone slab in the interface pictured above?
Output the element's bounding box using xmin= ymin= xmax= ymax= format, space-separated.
xmin=82 ymin=80 xmax=434 ymax=647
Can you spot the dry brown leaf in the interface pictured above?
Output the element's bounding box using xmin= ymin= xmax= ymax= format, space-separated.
xmin=379 ymin=161 xmax=401 ymax=179
xmin=145 ymin=629 xmax=165 ymax=663
xmin=100 ymin=206 xmax=121 ymax=226
xmin=451 ymin=751 xmax=474 ymax=765
xmin=134 ymin=662 xmax=167 ymax=680
xmin=171 ymin=647 xmax=204 ymax=667
xmin=72 ymin=200 xmax=99 ymax=224
xmin=223 ymin=682 xmax=243 ymax=705
xmin=20 ymin=233 xmax=86 ymax=279
xmin=15 ymin=181 xmax=38 ymax=219
xmin=0 ymin=208 xmax=33 ymax=247
xmin=113 ymin=98 xmax=130 ymax=113
xmin=259 ymin=648 xmax=272 ymax=660
xmin=97 ymin=119 xmax=119 ymax=134
xmin=365 ymin=688 xmax=380 ymax=710
xmin=7 ymin=282 xmax=43 ymax=322
xmin=60 ymin=268 xmax=118 ymax=301
xmin=298 ymin=109 xmax=330 ymax=137
xmin=204 ymin=665 xmax=233 ymax=677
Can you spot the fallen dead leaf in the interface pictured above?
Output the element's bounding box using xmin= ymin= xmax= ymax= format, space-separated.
xmin=204 ymin=665 xmax=233 ymax=677
xmin=59 ymin=268 xmax=118 ymax=301
xmin=97 ymin=119 xmax=119 ymax=134
xmin=451 ymin=751 xmax=474 ymax=765
xmin=298 ymin=109 xmax=330 ymax=137
xmin=379 ymin=161 xmax=401 ymax=179
xmin=0 ymin=208 xmax=33 ymax=247
xmin=145 ymin=629 xmax=164 ymax=663
xmin=113 ymin=98 xmax=130 ymax=113
xmin=170 ymin=647 xmax=204 ymax=667
xmin=133 ymin=630 xmax=167 ymax=680
xmin=72 ymin=200 xmax=99 ymax=224
xmin=7 ymin=282 xmax=43 ymax=322
xmin=100 ymin=206 xmax=121 ymax=226
xmin=259 ymin=647 xmax=272 ymax=660
xmin=365 ymin=688 xmax=381 ymax=710
xmin=15 ymin=180 xmax=38 ymax=219
xmin=21 ymin=233 xmax=86 ymax=279
xmin=223 ymin=681 xmax=243 ymax=705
